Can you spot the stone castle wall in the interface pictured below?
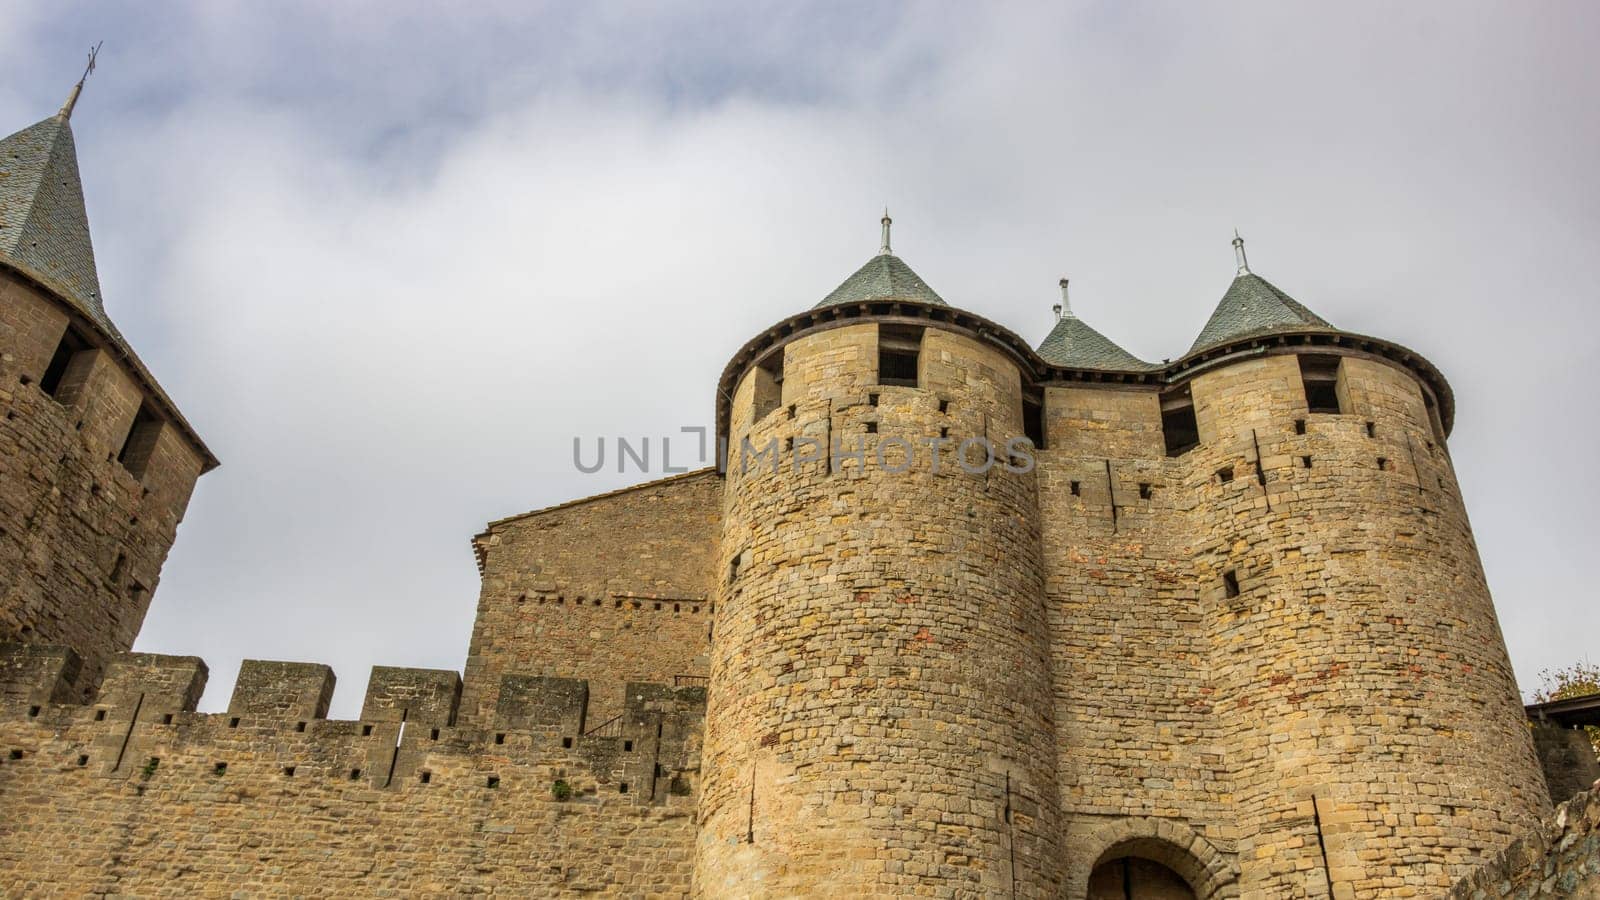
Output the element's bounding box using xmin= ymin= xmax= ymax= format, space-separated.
xmin=0 ymin=643 xmax=705 ymax=897
xmin=0 ymin=268 xmax=206 ymax=693
xmin=461 ymin=470 xmax=721 ymax=726
xmin=1444 ymin=789 xmax=1600 ymax=899
xmin=698 ymin=322 xmax=1064 ymax=897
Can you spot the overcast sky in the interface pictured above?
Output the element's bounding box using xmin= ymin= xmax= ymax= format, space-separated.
xmin=2 ymin=2 xmax=1596 ymax=717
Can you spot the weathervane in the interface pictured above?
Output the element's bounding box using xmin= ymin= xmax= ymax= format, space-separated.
xmin=59 ymin=41 xmax=103 ymax=121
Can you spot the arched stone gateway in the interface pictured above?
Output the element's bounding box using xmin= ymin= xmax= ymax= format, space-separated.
xmin=1072 ymin=818 xmax=1238 ymax=900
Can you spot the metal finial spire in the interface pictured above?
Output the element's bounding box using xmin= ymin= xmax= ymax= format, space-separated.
xmin=59 ymin=41 xmax=102 ymax=121
xmin=1232 ymin=228 xmax=1250 ymax=275
xmin=1057 ymin=277 xmax=1074 ymax=319
xmin=879 ymin=208 xmax=892 ymax=255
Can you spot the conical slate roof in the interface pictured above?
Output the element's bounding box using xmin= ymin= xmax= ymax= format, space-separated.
xmin=0 ymin=114 xmax=109 ymax=334
xmin=1037 ymin=313 xmax=1152 ymax=370
xmin=1187 ymin=272 xmax=1334 ymax=356
xmin=815 ymin=253 xmax=946 ymax=308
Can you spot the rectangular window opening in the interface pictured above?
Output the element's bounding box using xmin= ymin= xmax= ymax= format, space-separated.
xmin=624 ymin=740 xmax=634 ymax=752
xmin=1161 ymin=388 xmax=1200 ymax=457
xmin=487 ymin=775 xmax=500 ymax=789
xmin=619 ymin=781 xmax=630 ymax=794
xmin=751 ymin=348 xmax=784 ymax=422
xmin=1365 ymin=421 xmax=1377 ymax=438
xmin=282 ymin=766 xmax=296 ymax=777
xmin=419 ymin=770 xmax=431 ymax=784
xmin=494 ymin=733 xmax=506 ymax=745
xmin=1301 ymin=455 xmax=1313 ymax=468
xmin=877 ymin=324 xmax=923 ymax=387
xmin=1069 ymin=480 xmax=1080 ymax=496
xmin=28 ymin=705 xmax=41 ymax=718
xmin=938 ymin=398 xmax=950 ymax=414
xmin=1222 ymin=569 xmax=1241 ymax=598
xmin=39 ymin=327 xmax=92 ymax=400
xmin=865 ymin=421 xmax=877 ymax=434
xmin=1377 ymin=457 xmax=1389 ymax=471
xmin=116 ymin=405 xmax=163 ymax=480
xmin=1299 ymin=355 xmax=1344 ymax=414
xmin=350 ymin=768 xmax=363 ymax=780
xmin=1217 ymin=466 xmax=1235 ymax=484
xmin=295 ymin=721 xmax=307 ymax=733
xmin=867 ymin=392 xmax=879 ymax=407
xmin=1138 ymin=483 xmax=1152 ymax=500
xmin=1023 ymin=391 xmax=1046 ymax=450
xmin=1295 ymin=419 xmax=1307 ymax=435
xmin=213 ymin=762 xmax=228 ymax=775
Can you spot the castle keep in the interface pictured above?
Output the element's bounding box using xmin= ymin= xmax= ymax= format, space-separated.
xmin=1 ymin=91 xmax=1597 ymax=899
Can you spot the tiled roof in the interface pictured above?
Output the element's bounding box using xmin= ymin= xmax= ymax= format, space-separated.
xmin=816 ymin=253 xmax=946 ymax=308
xmin=1187 ymin=272 xmax=1334 ymax=356
xmin=0 ymin=115 xmax=108 ymax=332
xmin=1036 ymin=314 xmax=1153 ymax=370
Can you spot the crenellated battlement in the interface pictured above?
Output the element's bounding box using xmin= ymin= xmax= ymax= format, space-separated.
xmin=0 ymin=644 xmax=705 ymax=807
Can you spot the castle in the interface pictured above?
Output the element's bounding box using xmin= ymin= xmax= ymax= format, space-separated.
xmin=1 ymin=83 xmax=1598 ymax=900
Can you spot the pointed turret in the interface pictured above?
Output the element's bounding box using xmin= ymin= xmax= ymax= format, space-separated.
xmin=0 ymin=113 xmax=108 ymax=332
xmin=1185 ymin=232 xmax=1334 ymax=356
xmin=815 ymin=212 xmax=947 ymax=308
xmin=1035 ymin=277 xmax=1152 ymax=370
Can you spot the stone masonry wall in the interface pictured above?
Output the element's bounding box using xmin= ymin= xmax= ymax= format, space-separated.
xmin=0 ymin=269 xmax=205 ymax=693
xmin=1531 ymin=721 xmax=1600 ymax=806
xmin=1038 ymin=384 xmax=1237 ymax=897
xmin=699 ymin=322 xmax=1063 ymax=897
xmin=461 ymin=470 xmax=721 ymax=727
xmin=1444 ymin=789 xmax=1600 ymax=899
xmin=0 ymin=644 xmax=705 ymax=897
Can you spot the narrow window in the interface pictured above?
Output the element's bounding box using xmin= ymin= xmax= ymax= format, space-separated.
xmin=867 ymin=393 xmax=879 ymax=407
xmin=116 ymin=405 xmax=163 ymax=479
xmin=1377 ymin=457 xmax=1389 ymax=471
xmin=28 ymin=705 xmax=41 ymax=718
xmin=877 ymin=324 xmax=923 ymax=387
xmin=619 ymin=781 xmax=630 ymax=794
xmin=624 ymin=740 xmax=634 ymax=752
xmin=785 ymin=404 xmax=795 ymax=419
xmin=361 ymin=724 xmax=373 ymax=736
xmin=161 ymin=713 xmax=174 ymax=725
xmin=1301 ymin=455 xmax=1312 ymax=468
xmin=865 ymin=422 xmax=877 ymax=434
xmin=939 ymin=426 xmax=949 ymax=439
xmin=38 ymin=326 xmax=92 ymax=400
xmin=1069 ymin=480 xmax=1080 ymax=496
xmin=213 ymin=762 xmax=228 ymax=775
xmin=1222 ymin=570 xmax=1241 ymax=598
xmin=94 ymin=709 xmax=107 ymax=721
xmin=418 ymin=770 xmax=431 ymax=784
xmin=282 ymin=766 xmax=296 ymax=777
xmin=350 ymin=768 xmax=363 ymax=780
xmin=1138 ymin=483 xmax=1152 ymax=500
xmin=8 ymin=749 xmax=22 ymax=760
xmin=1299 ymin=355 xmax=1343 ymax=414
xmin=561 ymin=737 xmax=573 ymax=749
xmin=1023 ymin=391 xmax=1046 ymax=450
xmin=494 ymin=733 xmax=506 ymax=745
xmin=752 ymin=348 xmax=784 ymax=422
xmin=487 ymin=775 xmax=500 ymax=788
xmin=228 ymin=717 xmax=241 ymax=728
xmin=1295 ymin=419 xmax=1306 ymax=435
xmin=1422 ymin=391 xmax=1448 ymax=448
xmin=77 ymin=755 xmax=89 ymax=767
xmin=1217 ymin=466 xmax=1235 ymax=484
xmin=295 ymin=721 xmax=307 ymax=733
xmin=1161 ymin=387 xmax=1200 ymax=457
xmin=938 ymin=398 xmax=950 ymax=414
xmin=429 ymin=728 xmax=440 ymax=741
xmin=1365 ymin=421 xmax=1376 ymax=438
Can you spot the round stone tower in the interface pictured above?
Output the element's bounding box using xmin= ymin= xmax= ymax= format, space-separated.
xmin=1168 ymin=248 xmax=1549 ymax=897
xmin=696 ymin=224 xmax=1064 ymax=897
